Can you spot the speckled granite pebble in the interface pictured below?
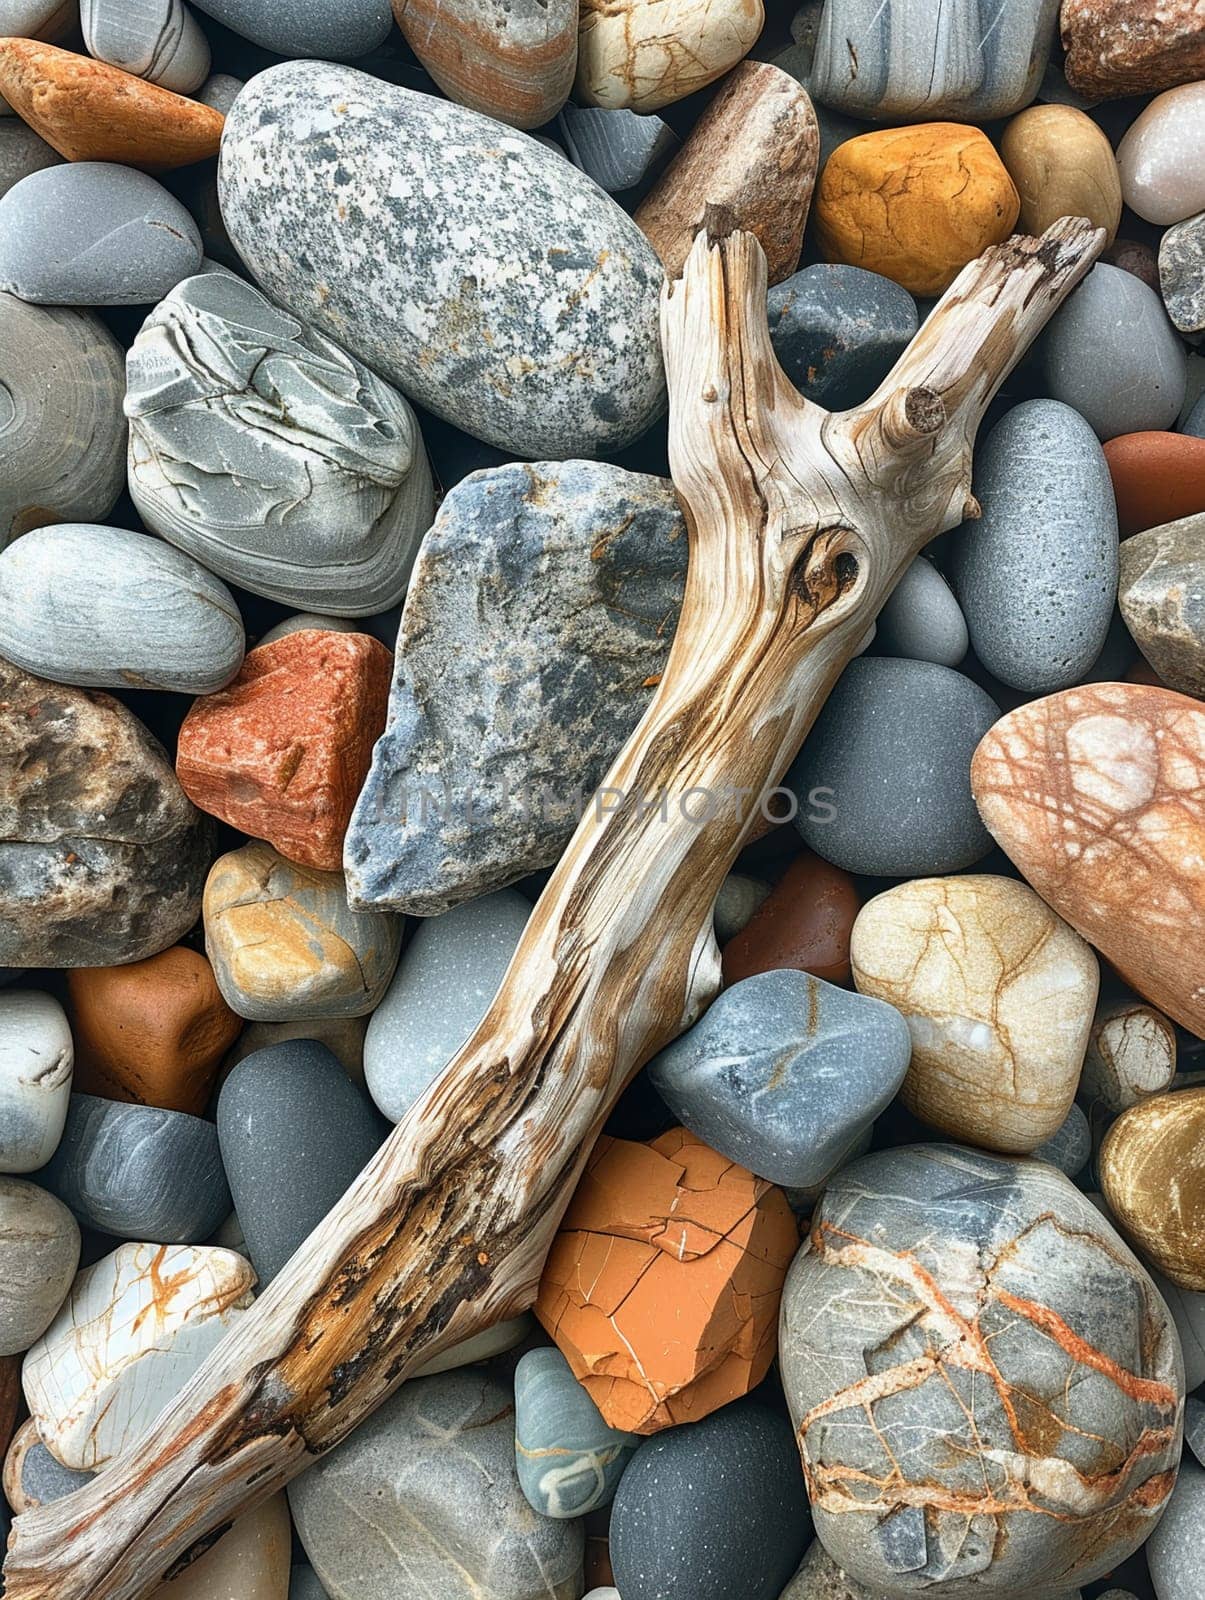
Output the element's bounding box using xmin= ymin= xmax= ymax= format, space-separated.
xmin=768 ymin=263 xmax=917 ymax=409
xmin=1159 ymin=209 xmax=1205 ymax=336
xmin=514 ymin=1346 xmax=638 ymax=1518
xmin=0 ymin=990 xmax=72 ymax=1172
xmin=874 ymin=555 xmax=967 ymax=666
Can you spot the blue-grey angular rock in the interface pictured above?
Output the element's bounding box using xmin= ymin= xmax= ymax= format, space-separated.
xmin=768 ymin=264 xmax=917 ymax=410
xmin=42 ymin=1093 xmax=230 ymax=1243
xmin=557 ymin=103 xmax=678 ymax=193
xmin=610 ymin=1402 xmax=810 ymax=1600
xmin=363 ymin=890 xmax=530 ymax=1123
xmin=345 ymin=462 xmax=686 ymax=916
xmin=875 ymin=555 xmax=968 ymax=667
xmin=290 ymin=1568 xmax=329 ymax=1600
xmin=289 ymin=1369 xmax=584 ymax=1600
xmin=81 ymin=0 xmax=211 ymax=94
xmin=785 ymin=657 xmax=999 ymax=877
xmin=1032 ymin=1100 xmax=1091 ymax=1177
xmin=647 ymin=970 xmax=910 ymax=1188
xmin=0 ymin=163 xmax=202 ymax=306
xmin=0 ymin=118 xmax=59 ymax=201
xmin=1042 ymin=262 xmax=1187 ymax=440
xmin=514 ymin=1347 xmax=638 ymax=1518
xmin=1146 ymin=1458 xmax=1204 ymax=1600
xmin=217 ymin=1039 xmax=386 ymax=1285
xmin=219 ymin=63 xmax=667 ymax=458
xmin=948 ymin=400 xmax=1119 ymax=692
xmin=191 ymin=0 xmax=391 ymax=55
xmin=0 ymin=523 xmax=245 ymax=693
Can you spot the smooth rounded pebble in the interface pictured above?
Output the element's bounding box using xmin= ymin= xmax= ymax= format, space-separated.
xmin=3 ymin=1416 xmax=92 ymax=1511
xmin=767 ymin=262 xmax=918 ymax=410
xmin=1146 ymin=1457 xmax=1205 ymax=1600
xmin=874 ymin=555 xmax=968 ymax=667
xmin=257 ymin=615 xmax=361 ymax=646
xmin=514 ymin=1346 xmax=638 ymax=1518
xmin=1117 ymin=82 xmax=1205 ymax=225
xmin=0 ymin=1176 xmax=79 ymax=1356
xmin=80 ymin=0 xmax=211 ymax=95
xmin=0 ymin=117 xmax=60 ymax=200
xmin=190 ymin=0 xmax=392 ymax=57
xmin=0 ymin=990 xmax=72 ymax=1172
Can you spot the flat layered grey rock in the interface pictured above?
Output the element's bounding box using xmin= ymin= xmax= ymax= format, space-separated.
xmin=0 ymin=522 xmax=244 ymax=692
xmin=190 ymin=0 xmax=391 ymax=56
xmin=874 ymin=555 xmax=968 ymax=666
xmin=558 ymin=103 xmax=678 ymax=192
xmin=0 ymin=117 xmax=59 ymax=200
xmin=0 ymin=1174 xmax=79 ymax=1356
xmin=126 ymin=273 xmax=435 ymax=616
xmin=219 ymin=62 xmax=666 ymax=458
xmin=345 ymin=461 xmax=686 ymax=915
xmin=80 ymin=0 xmax=210 ymax=93
xmin=0 ymin=989 xmax=72 ymax=1172
xmin=1119 ymin=511 xmax=1205 ymax=697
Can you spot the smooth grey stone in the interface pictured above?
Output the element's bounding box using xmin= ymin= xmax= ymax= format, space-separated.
xmin=779 ymin=1541 xmax=894 ymax=1599
xmin=197 ymin=71 xmax=243 ymax=113
xmin=648 ymin=970 xmax=910 ymax=1188
xmin=785 ymin=657 xmax=999 ymax=876
xmin=219 ymin=63 xmax=666 ymax=458
xmin=875 ymin=555 xmax=967 ymax=667
xmin=0 ymin=293 xmax=126 ymax=548
xmin=1032 ymin=1100 xmax=1091 ymax=1177
xmin=768 ymin=264 xmax=918 ymax=409
xmin=0 ymin=990 xmax=72 ymax=1173
xmin=42 ymin=1093 xmax=230 ymax=1244
xmin=11 ymin=1428 xmax=93 ymax=1507
xmin=217 ymin=1040 xmax=386 ymax=1286
xmin=781 ymin=1146 xmax=1181 ymax=1595
xmin=81 ymin=0 xmax=210 ymax=93
xmin=514 ymin=1347 xmax=637 ymax=1518
xmin=557 ymin=104 xmax=678 ymax=193
xmin=1185 ymin=1397 xmax=1205 ymax=1466
xmin=363 ymin=890 xmax=529 ymax=1123
xmin=0 ymin=0 xmax=76 ymax=32
xmin=414 ymin=1314 xmax=533 ymax=1378
xmin=1043 ymin=262 xmax=1187 ymax=440
xmin=289 ymin=1369 xmax=584 ymax=1600
xmin=0 ymin=118 xmax=59 ymax=201
xmin=0 ymin=1174 xmax=80 ymax=1355
xmin=1147 ymin=1458 xmax=1205 ymax=1599
xmin=0 ymin=163 xmax=202 ymax=306
xmin=126 ymin=272 xmax=434 ymax=616
xmin=1184 ymin=390 xmax=1205 ymax=438
xmin=0 ymin=522 xmax=245 ymax=692
xmin=1150 ymin=1270 xmax=1205 ymax=1390
xmin=290 ymin=1570 xmax=329 ymax=1600
xmin=191 ymin=0 xmax=390 ymax=55
xmin=1160 ymin=210 xmax=1205 ymax=337
xmin=949 ymin=399 xmax=1118 ymax=692
xmin=257 ymin=614 xmax=361 ymax=646
xmin=713 ymin=871 xmax=770 ymax=944
xmin=345 ymin=462 xmax=686 ymax=915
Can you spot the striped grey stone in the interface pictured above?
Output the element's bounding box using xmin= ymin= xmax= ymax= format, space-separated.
xmin=557 ymin=104 xmax=678 ymax=192
xmin=80 ymin=0 xmax=210 ymax=94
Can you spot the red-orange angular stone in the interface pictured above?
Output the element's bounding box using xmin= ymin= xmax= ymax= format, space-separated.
xmin=722 ymin=848 xmax=859 ymax=987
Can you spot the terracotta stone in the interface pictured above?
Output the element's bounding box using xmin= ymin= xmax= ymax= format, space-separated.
xmin=1062 ymin=0 xmax=1205 ymax=100
xmin=1104 ymin=433 xmax=1205 ymax=536
xmin=1081 ymin=999 xmax=1177 ymax=1114
xmin=1000 ymin=104 xmax=1121 ymax=244
xmin=66 ymin=947 xmax=241 ymax=1116
xmin=634 ymin=61 xmax=818 ymax=285
xmin=177 ymin=630 xmax=393 ymax=873
xmin=575 ymin=0 xmax=764 ymax=113
xmin=1101 ymin=1087 xmax=1205 ymax=1290
xmin=0 ymin=39 xmax=223 ymax=169
xmin=814 ymin=124 xmax=1020 ymax=297
xmin=721 ymin=849 xmax=858 ymax=988
xmin=1103 ymin=236 xmax=1160 ymax=291
xmin=535 ymin=1127 xmax=797 ymax=1435
xmin=972 ymin=682 xmax=1205 ymax=1036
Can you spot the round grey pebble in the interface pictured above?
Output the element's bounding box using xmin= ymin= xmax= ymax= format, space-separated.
xmin=0 ymin=119 xmax=60 ymax=202
xmin=257 ymin=614 xmax=362 ymax=646
xmin=197 ymin=72 xmax=244 ymax=113
xmin=189 ymin=0 xmax=392 ymax=57
xmin=0 ymin=1175 xmax=80 ymax=1357
xmin=514 ymin=1346 xmax=638 ymax=1518
xmin=1031 ymin=1100 xmax=1091 ymax=1176
xmin=768 ymin=264 xmax=918 ymax=410
xmin=1146 ymin=1458 xmax=1205 ymax=1600
xmin=8 ymin=1422 xmax=93 ymax=1510
xmin=713 ymin=871 xmax=770 ymax=944
xmin=1185 ymin=1395 xmax=1205 ymax=1468
xmin=874 ymin=556 xmax=967 ymax=667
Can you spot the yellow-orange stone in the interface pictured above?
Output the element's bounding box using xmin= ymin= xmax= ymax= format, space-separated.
xmin=1101 ymin=1087 xmax=1205 ymax=1291
xmin=971 ymin=683 xmax=1205 ymax=1036
xmin=536 ymin=1127 xmax=798 ymax=1434
xmin=814 ymin=123 xmax=1020 ymax=297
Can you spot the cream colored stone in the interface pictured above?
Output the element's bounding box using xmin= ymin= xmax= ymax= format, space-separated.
xmin=154 ymin=1493 xmax=290 ymax=1599
xmin=1081 ymin=1000 xmax=1177 ymax=1113
xmin=1001 ymin=104 xmax=1121 ymax=244
xmin=576 ymin=0 xmax=764 ymax=113
xmin=1118 ymin=82 xmax=1205 ymax=225
xmin=851 ymin=875 xmax=1099 ymax=1154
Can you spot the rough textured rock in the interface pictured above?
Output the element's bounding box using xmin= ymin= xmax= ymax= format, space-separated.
xmin=1158 ymin=209 xmax=1205 ymax=335
xmin=289 ymin=1369 xmax=584 ymax=1600
xmin=0 ymin=117 xmax=60 ymax=199
xmin=156 ymin=1494 xmax=292 ymax=1600
xmin=392 ymin=0 xmax=576 ymax=128
xmin=1119 ymin=512 xmax=1205 ymax=696
xmin=189 ymin=0 xmax=391 ymax=57
xmin=0 ymin=990 xmax=72 ymax=1171
xmin=972 ymin=682 xmax=1205 ymax=1035
xmin=1081 ymin=999 xmax=1178 ymax=1113
xmin=1062 ymin=0 xmax=1205 ymax=100
xmin=514 ymin=1346 xmax=638 ymax=1518
xmin=126 ymin=272 xmax=435 ymax=617
xmin=766 ymin=263 xmax=918 ymax=410
xmin=1101 ymin=1087 xmax=1205 ymax=1291
xmin=721 ymin=850 xmax=859 ymax=987
xmin=177 ymin=631 xmax=392 ymax=874
xmin=80 ymin=0 xmax=211 ymax=94
xmin=778 ymin=1540 xmax=895 ymax=1599
xmin=536 ymin=1128 xmax=798 ymax=1434
xmin=557 ymin=103 xmax=677 ymax=193
xmin=780 ymin=1145 xmax=1183 ymax=1596
xmin=1117 ymin=82 xmax=1205 ymax=225
xmin=1146 ymin=1458 xmax=1205 ymax=1600
xmin=1000 ymin=104 xmax=1121 ymax=243
xmin=0 ymin=1176 xmax=78 ymax=1356
xmin=575 ymin=0 xmax=764 ymax=112
xmin=345 ymin=462 xmax=686 ymax=916
xmin=874 ymin=555 xmax=968 ymax=666
xmin=219 ymin=62 xmax=666 ymax=459
xmin=3 ymin=1416 xmax=92 ymax=1512
xmin=0 ymin=663 xmax=215 ymax=968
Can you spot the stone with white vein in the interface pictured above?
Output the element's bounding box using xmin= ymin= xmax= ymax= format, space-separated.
xmin=0 ymin=990 xmax=72 ymax=1172
xmin=81 ymin=0 xmax=210 ymax=94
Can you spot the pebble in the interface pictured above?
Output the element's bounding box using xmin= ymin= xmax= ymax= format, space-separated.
xmin=363 ymin=889 xmax=530 ymax=1122
xmin=766 ymin=263 xmax=918 ymax=410
xmin=196 ymin=70 xmax=241 ymax=113
xmin=1062 ymin=0 xmax=1205 ymax=98
xmin=781 ymin=1145 xmax=1181 ymax=1595
xmin=289 ymin=1570 xmax=328 ymax=1600
xmin=0 ymin=118 xmax=59 ymax=199
xmin=257 ymin=615 xmax=361 ymax=647
xmin=3 ymin=1416 xmax=91 ymax=1512
xmin=851 ymin=875 xmax=1098 ymax=1154
xmin=1155 ymin=1269 xmax=1205 ymax=1390
xmin=395 ymin=0 xmax=576 ymax=128
xmin=80 ymin=0 xmax=210 ymax=94
xmin=514 ymin=1346 xmax=638 ymax=1518
xmin=1081 ymin=999 xmax=1178 ymax=1113
xmin=949 ymin=399 xmax=1118 ymax=690
xmin=0 ymin=522 xmax=243 ymax=691
xmin=219 ymin=62 xmax=666 ymax=459
xmin=721 ymin=850 xmax=858 ymax=986
xmin=1105 ymin=432 xmax=1205 ymax=535
xmin=1000 ymin=104 xmax=1121 ymax=244
xmin=203 ymin=842 xmax=402 ymax=1023
xmin=345 ymin=462 xmax=685 ymax=917
xmin=158 ymin=1493 xmax=292 ymax=1600
xmin=711 ymin=871 xmax=770 ymax=944
xmin=647 ymin=968 xmax=910 ymax=1187
xmin=873 ymin=554 xmax=967 ymax=666
xmin=609 ymin=1402 xmax=810 ymax=1600
xmin=0 ymin=661 xmax=215 ymax=968
xmin=557 ymin=104 xmax=678 ymax=194
xmin=1101 ymin=1087 xmax=1205 ymax=1290
xmin=289 ymin=1369 xmax=584 ymax=1600
xmin=412 ymin=1313 xmax=534 ymax=1379
xmin=1032 ymin=1099 xmax=1091 ymax=1177
xmin=188 ymin=0 xmax=391 ymax=57
xmin=1119 ymin=512 xmax=1205 ymax=696
xmin=217 ymin=1039 xmax=385 ymax=1286
xmin=780 ymin=1541 xmax=901 ymax=1599
xmin=224 ymin=1015 xmax=367 ymax=1089
xmin=1159 ymin=210 xmax=1205 ymax=335
xmin=1117 ymin=82 xmax=1205 ymax=225
xmin=1145 ymin=1457 xmax=1205 ymax=1600
xmin=0 ymin=990 xmax=72 ymax=1172
xmin=1188 ymin=1397 xmax=1205 ymax=1466
xmin=575 ymin=0 xmax=763 ymax=113
xmin=0 ymin=0 xmax=77 ymax=39
xmin=785 ymin=656 xmax=999 ymax=876
xmin=125 ymin=272 xmax=435 ymax=617
xmin=0 ymin=1176 xmax=79 ymax=1356
xmin=1104 ymin=235 xmax=1161 ymax=290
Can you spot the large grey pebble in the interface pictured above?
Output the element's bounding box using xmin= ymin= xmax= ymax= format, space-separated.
xmin=0 ymin=522 xmax=244 ymax=693
xmin=0 ymin=163 xmax=201 ymax=306
xmin=80 ymin=0 xmax=210 ymax=93
xmin=190 ymin=0 xmax=390 ymax=55
xmin=345 ymin=462 xmax=685 ymax=915
xmin=874 ymin=555 xmax=967 ymax=667
xmin=289 ymin=1369 xmax=583 ymax=1600
xmin=126 ymin=272 xmax=434 ymax=617
xmin=5 ymin=1419 xmax=93 ymax=1510
xmin=1159 ymin=210 xmax=1205 ymax=337
xmin=514 ymin=1346 xmax=638 ymax=1518
xmin=0 ymin=1174 xmax=79 ymax=1355
xmin=949 ymin=399 xmax=1118 ymax=691
xmin=647 ymin=969 xmax=910 ymax=1188
xmin=0 ymin=118 xmax=59 ymax=201
xmin=557 ymin=104 xmax=678 ymax=192
xmin=767 ymin=264 xmax=917 ymax=409
xmin=785 ymin=657 xmax=999 ymax=876
xmin=0 ymin=990 xmax=72 ymax=1172
xmin=219 ymin=62 xmax=666 ymax=458
xmin=1146 ymin=1458 xmax=1205 ymax=1600
xmin=1042 ymin=262 xmax=1187 ymax=440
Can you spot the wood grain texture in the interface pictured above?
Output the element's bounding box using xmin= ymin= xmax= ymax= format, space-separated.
xmin=1 ymin=213 xmax=1104 ymax=1600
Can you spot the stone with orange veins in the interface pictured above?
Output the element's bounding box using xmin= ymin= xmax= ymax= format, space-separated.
xmin=780 ymin=1144 xmax=1184 ymax=1598
xmin=971 ymin=682 xmax=1205 ymax=1037
xmin=535 ymin=1127 xmax=798 ymax=1435
xmin=1101 ymin=1087 xmax=1205 ymax=1292
xmin=0 ymin=39 xmax=223 ymax=168
xmin=813 ymin=123 xmax=1020 ymax=298
xmin=575 ymin=0 xmax=765 ymax=114
xmin=176 ymin=630 xmax=393 ymax=874
xmin=1061 ymin=0 xmax=1205 ymax=100
xmin=1080 ymin=999 xmax=1177 ymax=1114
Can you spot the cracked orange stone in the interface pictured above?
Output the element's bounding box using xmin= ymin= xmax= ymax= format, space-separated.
xmin=535 ymin=1127 xmax=798 ymax=1435
xmin=177 ymin=629 xmax=393 ymax=874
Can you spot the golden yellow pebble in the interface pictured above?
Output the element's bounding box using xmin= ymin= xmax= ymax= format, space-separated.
xmin=1100 ymin=1087 xmax=1205 ymax=1291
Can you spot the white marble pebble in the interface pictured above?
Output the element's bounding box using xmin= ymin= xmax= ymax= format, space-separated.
xmin=80 ymin=0 xmax=210 ymax=95
xmin=0 ymin=990 xmax=72 ymax=1173
xmin=1118 ymin=82 xmax=1205 ymax=226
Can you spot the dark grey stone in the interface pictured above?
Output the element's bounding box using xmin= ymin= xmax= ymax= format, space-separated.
xmin=1146 ymin=1458 xmax=1204 ymax=1600
xmin=768 ymin=264 xmax=917 ymax=410
xmin=1032 ymin=1100 xmax=1091 ymax=1177
xmin=557 ymin=104 xmax=678 ymax=193
xmin=514 ymin=1346 xmax=638 ymax=1518
xmin=0 ymin=119 xmax=60 ymax=203
xmin=12 ymin=1430 xmax=93 ymax=1508
xmin=1159 ymin=210 xmax=1205 ymax=336
xmin=713 ymin=871 xmax=770 ymax=943
xmin=290 ymin=1568 xmax=330 ymax=1600
xmin=190 ymin=0 xmax=391 ymax=55
xmin=874 ymin=556 xmax=967 ymax=667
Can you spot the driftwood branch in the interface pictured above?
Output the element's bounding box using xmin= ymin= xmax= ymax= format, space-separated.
xmin=3 ymin=215 xmax=1103 ymax=1600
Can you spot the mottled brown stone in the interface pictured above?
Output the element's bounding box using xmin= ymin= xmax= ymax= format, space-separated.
xmin=1105 ymin=433 xmax=1205 ymax=537
xmin=1103 ymin=236 xmax=1161 ymax=290
xmin=1062 ymin=0 xmax=1205 ymax=100
xmin=721 ymin=848 xmax=858 ymax=987
xmin=1101 ymin=1086 xmax=1205 ymax=1289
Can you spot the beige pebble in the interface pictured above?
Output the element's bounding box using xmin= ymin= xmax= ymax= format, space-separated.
xmin=576 ymin=0 xmax=764 ymax=113
xmin=1001 ymin=104 xmax=1121 ymax=244
xmin=1118 ymin=82 xmax=1205 ymax=225
xmin=1080 ymin=999 xmax=1177 ymax=1113
xmin=154 ymin=1493 xmax=290 ymax=1599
